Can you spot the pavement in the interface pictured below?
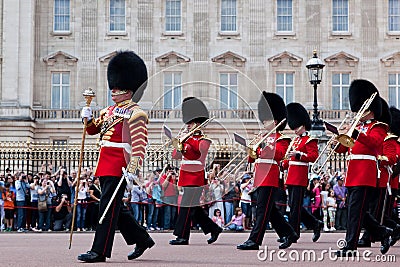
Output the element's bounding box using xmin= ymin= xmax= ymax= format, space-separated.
xmin=1 ymin=231 xmax=399 ymax=266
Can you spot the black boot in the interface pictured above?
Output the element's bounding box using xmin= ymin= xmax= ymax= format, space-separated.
xmin=169 ymin=237 xmax=189 ymax=245
xmin=380 ymin=228 xmax=393 ymax=255
xmin=237 ymin=239 xmax=259 ymax=250
xmin=207 ymin=227 xmax=223 ymax=244
xmin=312 ymin=220 xmax=323 ymax=242
xmin=357 ymin=238 xmax=371 ymax=247
xmin=279 ymin=233 xmax=299 ymax=249
xmin=128 ymin=237 xmax=155 ymax=260
xmin=77 ymin=251 xmax=106 ymax=263
xmin=390 ymin=224 xmax=400 ymax=246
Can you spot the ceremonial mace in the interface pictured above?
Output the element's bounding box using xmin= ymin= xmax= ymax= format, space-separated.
xmin=69 ymin=88 xmax=95 ymax=249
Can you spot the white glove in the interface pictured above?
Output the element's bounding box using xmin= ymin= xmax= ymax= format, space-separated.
xmin=81 ymin=107 xmax=93 ymax=120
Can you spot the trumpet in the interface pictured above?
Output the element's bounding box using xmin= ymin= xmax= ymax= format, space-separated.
xmin=247 ymin=119 xmax=287 ymax=159
xmin=336 ymin=92 xmax=377 ymax=148
xmin=171 ymin=117 xmax=215 ymax=151
xmin=311 ymin=114 xmax=350 ymax=174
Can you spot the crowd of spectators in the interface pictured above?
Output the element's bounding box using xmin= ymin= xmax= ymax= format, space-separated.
xmin=0 ymin=163 xmax=398 ymax=235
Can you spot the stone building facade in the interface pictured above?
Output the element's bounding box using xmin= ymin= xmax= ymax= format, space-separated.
xmin=0 ymin=0 xmax=399 ymax=145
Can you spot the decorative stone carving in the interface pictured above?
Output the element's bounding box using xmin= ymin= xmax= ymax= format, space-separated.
xmin=211 ymin=51 xmax=246 ymax=67
xmin=324 ymin=51 xmax=359 ymax=67
xmin=155 ymin=51 xmax=190 ymax=67
xmin=42 ymin=51 xmax=78 ymax=66
xmin=268 ymin=51 xmax=302 ymax=67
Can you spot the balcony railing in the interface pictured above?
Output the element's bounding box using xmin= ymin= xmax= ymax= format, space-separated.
xmin=33 ymin=108 xmax=351 ymax=122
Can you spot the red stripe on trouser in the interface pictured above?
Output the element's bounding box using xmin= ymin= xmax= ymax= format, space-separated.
xmin=255 ymin=189 xmax=273 ymax=244
xmin=182 ymin=192 xmax=196 ymax=238
xmin=103 ymin=197 xmax=117 ymax=256
xmin=354 ymin=188 xmax=367 ymax=249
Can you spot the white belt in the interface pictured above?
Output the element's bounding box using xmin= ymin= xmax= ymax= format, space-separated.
xmin=346 ymin=154 xmax=376 ymax=161
xmin=181 ymin=160 xmax=202 ymax=165
xmin=346 ymin=154 xmax=380 ymax=178
xmin=255 ymin=159 xmax=278 ymax=165
xmin=99 ymin=140 xmax=132 ymax=154
xmin=289 ymin=161 xmax=309 ymax=167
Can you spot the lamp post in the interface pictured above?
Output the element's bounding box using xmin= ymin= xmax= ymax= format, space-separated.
xmin=306 ymin=50 xmax=325 ymax=133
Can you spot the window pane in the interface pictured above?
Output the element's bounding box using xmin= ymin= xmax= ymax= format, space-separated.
xmin=174 ymin=73 xmax=181 ymax=84
xmin=332 ymin=74 xmax=340 ymax=85
xmin=230 ymin=86 xmax=238 ymax=109
xmin=277 ymin=0 xmax=292 ymax=31
xmin=164 ymin=88 xmax=172 ymax=109
xmin=220 ymin=86 xmax=228 ymax=108
xmin=220 ymin=74 xmax=228 ymax=85
xmin=52 ymin=86 xmax=60 ymax=109
xmin=174 ymin=86 xmax=181 ymax=109
xmin=286 ymin=86 xmax=293 ymax=103
xmin=389 ymin=74 xmax=396 ymax=85
xmin=221 ymin=0 xmax=237 ymax=31
xmin=110 ymin=0 xmax=125 ymax=32
xmin=62 ymin=86 xmax=70 ymax=109
xmin=389 ymin=87 xmax=397 ymax=107
xmin=276 ymin=73 xmax=284 ymax=85
xmin=230 ymin=73 xmax=237 ymax=85
xmin=276 ymin=86 xmax=284 ymax=100
xmin=52 ymin=73 xmax=60 ymax=84
xmin=332 ymin=87 xmax=340 ymax=109
xmin=342 ymin=73 xmax=349 ymax=84
xmin=342 ymin=86 xmax=350 ymax=109
xmin=164 ymin=73 xmax=172 ymax=85
xmin=286 ymin=73 xmax=293 ymax=85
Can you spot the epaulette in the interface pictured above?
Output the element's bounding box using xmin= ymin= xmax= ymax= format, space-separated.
xmin=128 ymin=106 xmax=149 ymax=124
xmin=371 ymin=121 xmax=389 ymax=130
xmin=384 ymin=134 xmax=398 ymax=142
xmin=200 ymin=136 xmax=213 ymax=143
xmin=305 ymin=137 xmax=317 ymax=144
xmin=276 ymin=135 xmax=292 ymax=141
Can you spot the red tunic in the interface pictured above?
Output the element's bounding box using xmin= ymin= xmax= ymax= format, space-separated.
xmin=335 ymin=121 xmax=388 ymax=187
xmin=248 ymin=133 xmax=290 ymax=187
xmin=172 ymin=132 xmax=211 ymax=187
xmin=391 ymin=140 xmax=400 ymax=190
xmin=86 ymin=100 xmax=148 ymax=177
xmin=377 ymin=135 xmax=398 ymax=188
xmin=284 ymin=134 xmax=319 ymax=187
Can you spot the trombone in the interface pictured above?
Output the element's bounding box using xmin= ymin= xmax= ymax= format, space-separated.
xmin=336 ymin=92 xmax=377 ymax=148
xmin=247 ymin=119 xmax=287 ymax=159
xmin=171 ymin=116 xmax=215 ymax=151
xmin=311 ymin=114 xmax=350 ymax=174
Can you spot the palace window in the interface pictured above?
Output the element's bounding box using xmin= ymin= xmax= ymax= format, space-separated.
xmin=110 ymin=0 xmax=126 ymax=32
xmin=277 ymin=0 xmax=293 ymax=32
xmin=332 ymin=73 xmax=350 ymax=110
xmin=276 ymin=73 xmax=294 ymax=104
xmin=332 ymin=0 xmax=349 ymax=32
xmin=51 ymin=72 xmax=70 ymax=109
xmin=164 ymin=72 xmax=182 ymax=109
xmin=220 ymin=73 xmax=238 ymax=109
xmin=54 ymin=0 xmax=70 ymax=32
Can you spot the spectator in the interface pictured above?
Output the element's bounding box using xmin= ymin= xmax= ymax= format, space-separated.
xmin=0 ymin=181 xmax=4 ymax=231
xmin=130 ymin=180 xmax=144 ymax=222
xmin=320 ymin=183 xmax=331 ymax=232
xmin=311 ymin=176 xmax=322 ymax=220
xmin=326 ymin=189 xmax=337 ymax=231
xmin=150 ymin=175 xmax=163 ymax=230
xmin=239 ymin=174 xmax=253 ymax=229
xmin=208 ymin=176 xmax=225 ymax=221
xmin=333 ymin=176 xmax=347 ymax=230
xmin=139 ymin=184 xmax=148 ymax=226
xmin=37 ymin=178 xmax=56 ymax=231
xmin=2 ymin=182 xmax=15 ymax=231
xmin=88 ymin=176 xmax=101 ymax=231
xmin=161 ymin=170 xmax=178 ymax=230
xmin=53 ymin=194 xmax=72 ymax=231
xmin=29 ymin=176 xmax=40 ymax=231
xmin=15 ymin=173 xmax=30 ymax=232
xmin=211 ymin=208 xmax=224 ymax=228
xmin=76 ymin=177 xmax=89 ymax=231
xmin=223 ymin=176 xmax=236 ymax=224
xmin=57 ymin=167 xmax=72 ymax=200
xmin=224 ymin=207 xmax=245 ymax=231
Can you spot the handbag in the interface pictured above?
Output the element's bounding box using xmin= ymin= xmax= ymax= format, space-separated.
xmin=38 ymin=191 xmax=48 ymax=212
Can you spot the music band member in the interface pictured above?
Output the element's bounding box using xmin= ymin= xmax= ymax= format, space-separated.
xmin=282 ymin=102 xmax=323 ymax=242
xmin=169 ymin=97 xmax=223 ymax=245
xmin=237 ymin=92 xmax=298 ymax=250
xmin=358 ymin=98 xmax=400 ymax=247
xmin=334 ymin=79 xmax=392 ymax=256
xmin=78 ymin=51 xmax=154 ymax=263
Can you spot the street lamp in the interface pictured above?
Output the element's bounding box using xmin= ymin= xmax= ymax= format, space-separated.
xmin=306 ymin=50 xmax=325 ymax=132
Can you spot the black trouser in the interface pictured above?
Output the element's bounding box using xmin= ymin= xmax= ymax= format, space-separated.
xmin=287 ymin=185 xmax=319 ymax=236
xmin=345 ymin=186 xmax=389 ymax=250
xmin=361 ymin=187 xmax=398 ymax=241
xmin=249 ymin=186 xmax=295 ymax=245
xmin=91 ymin=176 xmax=150 ymax=258
xmin=335 ymin=207 xmax=347 ymax=230
xmin=173 ymin=187 xmax=220 ymax=240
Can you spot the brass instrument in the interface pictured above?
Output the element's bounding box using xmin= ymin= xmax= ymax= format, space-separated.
xmin=283 ymin=137 xmax=297 ymax=160
xmin=171 ymin=117 xmax=215 ymax=151
xmin=336 ymin=92 xmax=377 ymax=148
xmin=311 ymin=114 xmax=350 ymax=174
xmin=247 ymin=118 xmax=287 ymax=159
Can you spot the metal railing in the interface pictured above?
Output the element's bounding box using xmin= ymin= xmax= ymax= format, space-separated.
xmin=0 ymin=141 xmax=347 ymax=176
xmin=32 ymin=108 xmax=350 ymax=122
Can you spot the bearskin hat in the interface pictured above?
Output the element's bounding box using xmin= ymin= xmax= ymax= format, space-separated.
xmin=349 ymin=79 xmax=381 ymax=119
xmin=258 ymin=92 xmax=287 ymax=131
xmin=182 ymin=97 xmax=209 ymax=124
xmin=107 ymin=50 xmax=148 ymax=102
xmin=389 ymin=106 xmax=400 ymax=136
xmin=378 ymin=97 xmax=392 ymax=127
xmin=286 ymin=102 xmax=311 ymax=131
